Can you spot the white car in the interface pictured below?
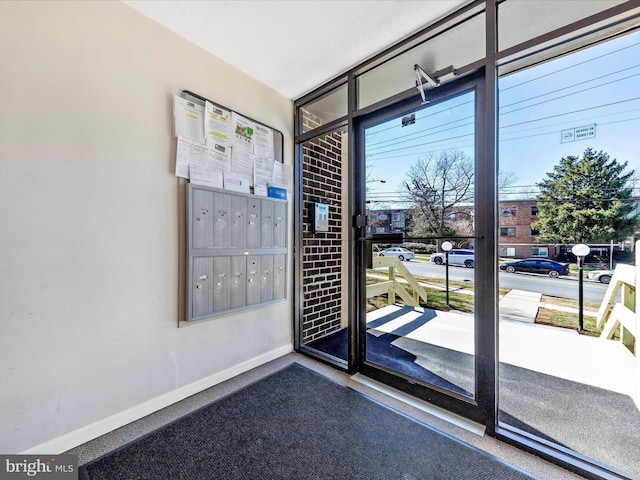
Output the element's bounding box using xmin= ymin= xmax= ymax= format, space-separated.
xmin=431 ymin=249 xmax=475 ymax=268
xmin=587 ymin=269 xmax=613 ymax=284
xmin=377 ymin=247 xmax=414 ymax=261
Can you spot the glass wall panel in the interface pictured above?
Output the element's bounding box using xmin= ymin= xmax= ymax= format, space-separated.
xmin=498 ymin=31 xmax=640 ymax=478
xmin=300 ymin=83 xmax=348 ymax=133
xmin=498 ymin=0 xmax=626 ymax=51
xmin=358 ymin=13 xmax=484 ymax=109
xmin=299 ymin=127 xmax=350 ymax=363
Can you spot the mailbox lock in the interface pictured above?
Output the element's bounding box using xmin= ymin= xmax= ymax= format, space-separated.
xmin=197 ymin=209 xmax=208 ymax=221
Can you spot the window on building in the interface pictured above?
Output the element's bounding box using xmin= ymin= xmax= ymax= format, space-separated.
xmin=531 ymin=247 xmax=548 ymax=257
xmin=531 ymin=227 xmax=540 ymax=236
xmin=531 ymin=206 xmax=539 ymax=216
xmin=500 ymin=247 xmax=516 ymax=257
xmin=500 ymin=227 xmax=516 ymax=237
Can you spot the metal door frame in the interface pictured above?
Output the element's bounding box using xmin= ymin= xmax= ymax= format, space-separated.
xmin=352 ymin=70 xmax=497 ymax=427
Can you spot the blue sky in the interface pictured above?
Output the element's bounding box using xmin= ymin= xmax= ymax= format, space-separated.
xmin=366 ymin=30 xmax=640 ymax=207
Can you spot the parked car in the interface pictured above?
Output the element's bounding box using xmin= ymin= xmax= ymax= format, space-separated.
xmin=499 ymin=258 xmax=569 ymax=278
xmin=431 ymin=249 xmax=475 ymax=268
xmin=377 ymin=247 xmax=414 ymax=261
xmin=587 ymin=269 xmax=613 ymax=284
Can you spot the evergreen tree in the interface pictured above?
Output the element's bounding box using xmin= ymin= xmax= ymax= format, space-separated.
xmin=533 ymin=148 xmax=638 ymax=244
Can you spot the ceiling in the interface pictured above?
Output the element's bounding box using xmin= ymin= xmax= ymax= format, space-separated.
xmin=123 ymin=0 xmax=467 ymax=100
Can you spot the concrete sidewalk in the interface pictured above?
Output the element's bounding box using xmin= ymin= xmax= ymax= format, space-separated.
xmin=499 ymin=289 xmax=541 ymax=323
xmin=367 ymin=302 xmax=635 ymax=396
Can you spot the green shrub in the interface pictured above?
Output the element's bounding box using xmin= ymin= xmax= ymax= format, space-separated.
xmin=401 ymin=242 xmax=436 ymax=254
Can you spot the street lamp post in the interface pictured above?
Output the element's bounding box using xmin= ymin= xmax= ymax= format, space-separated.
xmin=441 ymin=241 xmax=453 ymax=307
xmin=571 ymin=243 xmax=591 ymax=332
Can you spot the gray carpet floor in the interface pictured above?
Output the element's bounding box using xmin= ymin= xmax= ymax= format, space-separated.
xmin=80 ymin=363 xmax=539 ymax=480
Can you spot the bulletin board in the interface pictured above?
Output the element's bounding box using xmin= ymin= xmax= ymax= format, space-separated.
xmin=173 ymin=90 xmax=289 ymax=197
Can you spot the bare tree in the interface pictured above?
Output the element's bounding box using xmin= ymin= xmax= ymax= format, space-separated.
xmin=403 ymin=150 xmax=474 ymax=242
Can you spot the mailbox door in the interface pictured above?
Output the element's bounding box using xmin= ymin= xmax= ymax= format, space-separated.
xmin=229 ymin=255 xmax=247 ymax=309
xmin=192 ymin=189 xmax=214 ymax=249
xmin=260 ymin=200 xmax=274 ymax=248
xmin=260 ymin=254 xmax=274 ymax=303
xmin=273 ymin=202 xmax=287 ymax=248
xmin=246 ymin=199 xmax=261 ymax=249
xmin=212 ymin=192 xmax=231 ymax=248
xmin=273 ymin=254 xmax=286 ymax=300
xmin=246 ymin=255 xmax=261 ymax=305
xmin=192 ymin=256 xmax=214 ymax=318
xmin=229 ymin=194 xmax=247 ymax=249
xmin=212 ymin=256 xmax=231 ymax=312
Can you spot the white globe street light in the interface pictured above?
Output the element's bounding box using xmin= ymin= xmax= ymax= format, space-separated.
xmin=441 ymin=241 xmax=453 ymax=306
xmin=571 ymin=243 xmax=591 ymax=332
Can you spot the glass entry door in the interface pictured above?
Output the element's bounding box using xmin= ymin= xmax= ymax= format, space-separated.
xmin=355 ymin=73 xmax=495 ymax=425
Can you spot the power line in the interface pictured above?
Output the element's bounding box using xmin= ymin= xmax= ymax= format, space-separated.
xmin=501 ymin=71 xmax=640 ymax=116
xmin=501 ymin=96 xmax=640 ymax=129
xmin=365 ymin=98 xmax=474 ymax=137
xmin=500 ymin=41 xmax=640 ymax=92
xmin=367 ymin=112 xmax=640 ymax=162
xmin=496 ymin=106 xmax=640 ymax=136
xmin=367 ymin=132 xmax=474 ymax=157
xmin=366 ymin=117 xmax=473 ymax=149
xmin=367 ymin=75 xmax=640 ymax=152
xmin=367 ymin=120 xmax=474 ymax=152
xmin=500 ymin=64 xmax=640 ymax=110
xmin=366 ymin=60 xmax=640 ymax=150
xmin=500 ymin=116 xmax=640 ymax=143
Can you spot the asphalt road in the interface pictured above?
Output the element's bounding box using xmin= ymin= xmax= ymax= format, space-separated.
xmin=395 ymin=259 xmax=609 ymax=304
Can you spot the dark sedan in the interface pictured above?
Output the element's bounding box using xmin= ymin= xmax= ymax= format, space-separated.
xmin=499 ymin=258 xmax=570 ymax=278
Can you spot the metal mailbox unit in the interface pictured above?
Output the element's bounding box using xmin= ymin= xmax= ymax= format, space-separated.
xmin=187 ymin=184 xmax=288 ymax=322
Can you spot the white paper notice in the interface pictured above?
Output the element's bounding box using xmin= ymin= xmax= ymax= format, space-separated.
xmin=254 ymin=184 xmax=268 ymax=197
xmin=205 ymin=101 xmax=231 ymax=146
xmin=231 ymin=149 xmax=255 ymax=185
xmin=254 ymin=124 xmax=274 ymax=162
xmin=272 ymin=161 xmax=293 ymax=192
xmin=174 ymin=95 xmax=205 ymax=143
xmin=190 ymin=164 xmax=224 ymax=189
xmin=224 ymin=172 xmax=251 ymax=194
xmin=176 ymin=136 xmax=208 ymax=179
xmin=207 ymin=143 xmax=231 ymax=173
xmin=254 ymin=154 xmax=275 ymax=187
xmin=231 ymin=112 xmax=256 ymax=154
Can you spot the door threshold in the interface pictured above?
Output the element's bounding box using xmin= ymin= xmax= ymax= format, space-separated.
xmin=351 ymin=373 xmax=486 ymax=437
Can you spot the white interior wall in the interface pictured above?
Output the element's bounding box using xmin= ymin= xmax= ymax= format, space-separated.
xmin=0 ymin=0 xmax=293 ymax=453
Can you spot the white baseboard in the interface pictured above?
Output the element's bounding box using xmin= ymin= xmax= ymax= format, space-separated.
xmin=22 ymin=343 xmax=294 ymax=454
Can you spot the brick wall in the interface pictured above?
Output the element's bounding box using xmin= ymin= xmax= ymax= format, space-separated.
xmin=301 ymin=118 xmax=346 ymax=342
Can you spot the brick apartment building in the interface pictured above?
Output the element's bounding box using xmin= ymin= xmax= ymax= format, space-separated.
xmin=496 ymin=199 xmax=559 ymax=259
xmin=368 ymin=198 xmax=561 ymax=259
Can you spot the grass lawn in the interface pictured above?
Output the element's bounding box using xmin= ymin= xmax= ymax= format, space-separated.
xmin=536 ymin=308 xmax=601 ymax=337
